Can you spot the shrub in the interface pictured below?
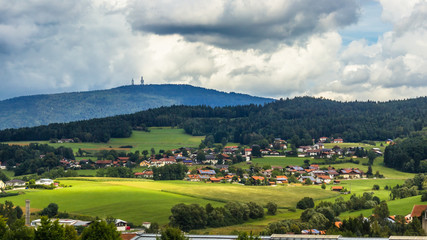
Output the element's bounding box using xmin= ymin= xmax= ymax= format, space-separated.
xmin=297 ymin=197 xmax=314 ymax=210
xmin=267 ymin=202 xmax=277 ymax=215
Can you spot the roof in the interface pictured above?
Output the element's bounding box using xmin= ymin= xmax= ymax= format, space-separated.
xmin=276 ymin=176 xmax=288 ymax=180
xmin=96 ymin=160 xmax=112 ymax=164
xmin=411 ymin=205 xmax=427 ymax=217
xmin=198 ymin=170 xmax=216 ymax=175
xmin=332 ymin=186 xmax=343 ymax=190
xmin=252 ymin=176 xmax=265 ymax=181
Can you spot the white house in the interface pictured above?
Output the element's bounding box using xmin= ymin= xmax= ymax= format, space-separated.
xmin=35 ymin=179 xmax=54 ymax=185
xmin=5 ymin=179 xmax=26 ymax=187
xmin=115 ymin=219 xmax=128 ymax=231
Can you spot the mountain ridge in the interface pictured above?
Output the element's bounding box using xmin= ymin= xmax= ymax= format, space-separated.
xmin=0 ymin=84 xmax=274 ymax=129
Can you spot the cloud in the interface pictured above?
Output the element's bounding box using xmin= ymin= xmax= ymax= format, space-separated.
xmin=127 ymin=0 xmax=360 ymax=48
xmin=0 ymin=0 xmax=426 ymax=103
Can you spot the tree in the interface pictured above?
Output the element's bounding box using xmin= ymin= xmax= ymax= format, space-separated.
xmin=367 ymin=151 xmax=377 ymax=165
xmin=169 ymin=203 xmax=207 ymax=232
xmin=251 ymin=145 xmax=261 ymax=157
xmin=0 ymin=171 xmax=9 ymax=182
xmin=4 ymin=218 xmax=35 ymax=240
xmin=160 ymin=227 xmax=187 ymax=240
xmin=196 ymin=150 xmax=206 ymax=162
xmin=367 ymin=165 xmax=373 ymax=176
xmin=372 ymin=184 xmax=380 ymax=190
xmin=40 ymin=203 xmax=58 ymax=218
xmin=34 ymin=216 xmax=65 ymax=240
xmin=237 ymin=232 xmax=261 ymax=240
xmin=80 ymin=220 xmax=121 ymax=240
xmin=297 ymin=197 xmax=314 ymax=210
xmin=373 ymin=201 xmax=390 ymax=222
xmin=321 ymin=183 xmax=326 ymax=189
xmin=64 ymin=225 xmax=78 ymax=240
xmin=266 ymin=202 xmax=277 ymax=215
xmin=145 ymin=222 xmax=160 ymax=234
xmin=304 ymin=178 xmax=312 ymax=185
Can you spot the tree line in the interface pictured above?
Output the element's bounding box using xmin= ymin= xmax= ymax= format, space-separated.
xmin=169 ymin=202 xmax=265 ymax=232
xmin=0 ymin=143 xmax=74 ymax=176
xmin=384 ymin=136 xmax=427 ymax=172
xmin=1 ymin=97 xmax=427 ymax=145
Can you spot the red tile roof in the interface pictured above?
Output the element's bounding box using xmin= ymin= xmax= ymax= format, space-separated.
xmin=252 ymin=176 xmax=264 ymax=181
xmin=411 ymin=205 xmax=427 ymax=217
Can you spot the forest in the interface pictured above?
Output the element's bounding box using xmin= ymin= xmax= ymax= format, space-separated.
xmin=0 ymin=143 xmax=74 ymax=176
xmin=1 ymin=96 xmax=427 ymax=145
xmin=384 ymin=137 xmax=427 ymax=173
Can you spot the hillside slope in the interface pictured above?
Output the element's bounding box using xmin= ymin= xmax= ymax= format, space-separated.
xmin=0 ymin=84 xmax=273 ymax=129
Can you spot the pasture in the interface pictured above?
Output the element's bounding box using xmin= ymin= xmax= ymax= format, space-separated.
xmin=4 ymin=178 xmax=337 ymax=226
xmin=4 ymin=127 xmax=204 ymax=153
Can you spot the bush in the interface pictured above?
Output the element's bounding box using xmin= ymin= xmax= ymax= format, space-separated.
xmin=372 ymin=184 xmax=380 ymax=190
xmin=297 ymin=197 xmax=314 ymax=210
xmin=421 ymin=192 xmax=427 ymax=202
xmin=267 ymin=202 xmax=277 ymax=215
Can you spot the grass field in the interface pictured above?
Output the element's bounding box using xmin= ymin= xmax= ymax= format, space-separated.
xmin=4 ymin=127 xmax=204 ymax=153
xmin=4 ymin=178 xmax=337 ymax=226
xmin=6 ymin=179 xmax=223 ymax=225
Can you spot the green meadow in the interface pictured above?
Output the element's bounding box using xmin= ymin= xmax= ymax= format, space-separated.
xmin=4 ymin=127 xmax=204 ymax=153
xmin=4 ymin=178 xmax=337 ymax=226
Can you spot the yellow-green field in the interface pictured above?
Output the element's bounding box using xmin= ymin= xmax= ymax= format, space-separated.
xmin=4 ymin=178 xmax=336 ymax=226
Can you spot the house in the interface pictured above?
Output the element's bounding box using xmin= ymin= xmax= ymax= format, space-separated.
xmin=96 ymin=160 xmax=113 ymax=168
xmin=333 ymin=138 xmax=343 ymax=143
xmin=276 ymin=176 xmax=288 ymax=184
xmin=134 ymin=171 xmax=153 ymax=178
xmin=198 ymin=170 xmax=216 ymax=175
xmin=35 ymin=179 xmax=54 ymax=185
xmin=299 ymin=176 xmax=315 ymax=184
xmin=139 ymin=160 xmax=151 ymax=167
xmin=245 ymin=149 xmax=252 ymax=156
xmin=331 ymin=186 xmax=343 ymax=191
xmin=187 ymin=175 xmax=202 ymax=182
xmin=31 ymin=219 xmax=92 ymax=228
xmin=151 ymin=158 xmax=176 ymax=167
xmin=182 ymin=160 xmax=193 ymax=166
xmin=386 ymin=139 xmax=394 ymax=144
xmin=319 ymin=137 xmax=328 ymax=142
xmin=0 ymin=180 xmax=4 ymax=189
xmin=115 ymin=219 xmax=128 ymax=231
xmin=142 ymin=222 xmax=151 ymax=229
xmin=5 ymin=179 xmax=26 ymax=187
xmin=252 ymin=176 xmax=265 ymax=181
xmin=210 ymin=177 xmax=223 ymax=183
xmin=316 ymin=175 xmax=331 ymax=183
xmin=117 ymin=157 xmax=130 ymax=162
xmin=410 ymin=205 xmax=427 ymax=234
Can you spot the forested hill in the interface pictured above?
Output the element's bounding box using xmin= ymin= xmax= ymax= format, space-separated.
xmin=0 ymin=84 xmax=273 ymax=129
xmin=1 ymin=97 xmax=427 ymax=145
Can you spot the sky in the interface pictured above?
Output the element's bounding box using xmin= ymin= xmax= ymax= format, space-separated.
xmin=0 ymin=0 xmax=426 ymax=101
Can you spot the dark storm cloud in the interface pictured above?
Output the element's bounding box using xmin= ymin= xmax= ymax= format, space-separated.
xmin=127 ymin=0 xmax=360 ymax=48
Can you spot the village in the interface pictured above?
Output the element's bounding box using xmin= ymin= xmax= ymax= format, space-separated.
xmin=49 ymin=137 xmax=386 ymax=189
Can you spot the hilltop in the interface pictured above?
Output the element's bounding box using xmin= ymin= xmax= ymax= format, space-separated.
xmin=0 ymin=84 xmax=273 ymax=129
